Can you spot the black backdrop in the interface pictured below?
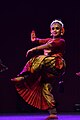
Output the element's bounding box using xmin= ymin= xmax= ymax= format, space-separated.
xmin=0 ymin=0 xmax=80 ymax=114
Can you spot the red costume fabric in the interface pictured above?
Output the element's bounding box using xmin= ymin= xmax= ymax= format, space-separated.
xmin=15 ymin=38 xmax=66 ymax=110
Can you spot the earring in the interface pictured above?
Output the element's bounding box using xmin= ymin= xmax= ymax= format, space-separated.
xmin=61 ymin=27 xmax=65 ymax=35
xmin=50 ymin=33 xmax=52 ymax=36
xmin=61 ymin=32 xmax=63 ymax=35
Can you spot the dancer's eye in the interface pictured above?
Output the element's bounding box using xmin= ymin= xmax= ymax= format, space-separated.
xmin=52 ymin=27 xmax=60 ymax=30
xmin=56 ymin=27 xmax=60 ymax=30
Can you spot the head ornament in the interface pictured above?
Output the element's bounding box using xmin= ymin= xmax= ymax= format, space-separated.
xmin=50 ymin=19 xmax=64 ymax=27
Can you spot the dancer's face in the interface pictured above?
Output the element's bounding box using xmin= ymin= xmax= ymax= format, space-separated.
xmin=50 ymin=23 xmax=62 ymax=38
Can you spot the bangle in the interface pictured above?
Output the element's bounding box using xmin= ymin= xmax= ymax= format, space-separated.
xmin=36 ymin=38 xmax=39 ymax=40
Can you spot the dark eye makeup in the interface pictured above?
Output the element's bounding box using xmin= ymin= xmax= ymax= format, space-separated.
xmin=52 ymin=27 xmax=60 ymax=30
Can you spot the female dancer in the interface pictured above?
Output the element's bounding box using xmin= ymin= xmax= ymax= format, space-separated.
xmin=11 ymin=19 xmax=66 ymax=120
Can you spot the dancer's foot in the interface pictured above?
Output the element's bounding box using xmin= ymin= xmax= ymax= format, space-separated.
xmin=45 ymin=114 xmax=58 ymax=120
xmin=11 ymin=76 xmax=24 ymax=82
xmin=76 ymin=72 xmax=80 ymax=77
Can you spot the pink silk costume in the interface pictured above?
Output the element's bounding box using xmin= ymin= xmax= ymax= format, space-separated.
xmin=15 ymin=38 xmax=66 ymax=110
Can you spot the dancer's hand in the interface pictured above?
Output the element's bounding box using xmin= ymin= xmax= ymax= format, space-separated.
xmin=26 ymin=48 xmax=36 ymax=57
xmin=26 ymin=49 xmax=33 ymax=57
xmin=31 ymin=30 xmax=36 ymax=42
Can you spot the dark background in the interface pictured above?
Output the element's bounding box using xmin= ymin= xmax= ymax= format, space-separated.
xmin=0 ymin=0 xmax=80 ymax=114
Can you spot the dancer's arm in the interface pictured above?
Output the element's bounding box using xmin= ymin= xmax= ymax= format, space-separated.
xmin=26 ymin=39 xmax=65 ymax=57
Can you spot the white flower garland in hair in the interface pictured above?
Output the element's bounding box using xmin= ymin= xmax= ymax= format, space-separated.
xmin=50 ymin=19 xmax=64 ymax=28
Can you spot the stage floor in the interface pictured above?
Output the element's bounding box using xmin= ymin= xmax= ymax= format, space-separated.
xmin=0 ymin=114 xmax=80 ymax=120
